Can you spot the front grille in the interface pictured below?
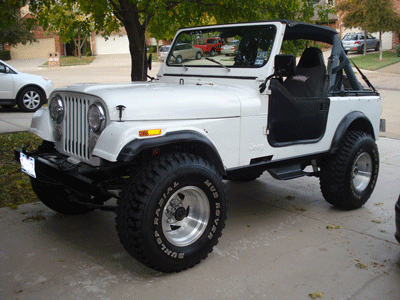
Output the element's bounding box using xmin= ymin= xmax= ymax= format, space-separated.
xmin=63 ymin=95 xmax=91 ymax=161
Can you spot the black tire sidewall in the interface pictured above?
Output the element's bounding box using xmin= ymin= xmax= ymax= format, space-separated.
xmin=141 ymin=163 xmax=226 ymax=270
xmin=344 ymin=137 xmax=379 ymax=207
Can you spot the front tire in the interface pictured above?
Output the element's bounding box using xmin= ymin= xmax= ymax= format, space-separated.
xmin=116 ymin=153 xmax=227 ymax=273
xmin=320 ymin=131 xmax=379 ymax=210
xmin=17 ymin=86 xmax=44 ymax=112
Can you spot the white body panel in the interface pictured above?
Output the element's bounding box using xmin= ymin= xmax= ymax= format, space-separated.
xmin=30 ymin=20 xmax=381 ymax=171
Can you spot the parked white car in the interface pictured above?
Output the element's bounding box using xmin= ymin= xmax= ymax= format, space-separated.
xmin=0 ymin=59 xmax=54 ymax=112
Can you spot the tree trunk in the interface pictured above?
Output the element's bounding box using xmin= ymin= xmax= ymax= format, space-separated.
xmin=110 ymin=0 xmax=151 ymax=81
xmin=74 ymin=32 xmax=85 ymax=60
xmin=363 ymin=30 xmax=367 ymax=55
xmin=379 ymin=31 xmax=383 ymax=60
xmin=123 ymin=17 xmax=148 ymax=81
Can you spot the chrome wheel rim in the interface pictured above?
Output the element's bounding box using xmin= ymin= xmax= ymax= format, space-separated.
xmin=352 ymin=152 xmax=373 ymax=192
xmin=162 ymin=186 xmax=210 ymax=247
xmin=23 ymin=91 xmax=41 ymax=110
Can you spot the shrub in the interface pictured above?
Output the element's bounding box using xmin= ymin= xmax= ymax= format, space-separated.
xmin=0 ymin=50 xmax=11 ymax=61
xmin=147 ymin=45 xmax=157 ymax=53
xmin=396 ymin=44 xmax=400 ymax=57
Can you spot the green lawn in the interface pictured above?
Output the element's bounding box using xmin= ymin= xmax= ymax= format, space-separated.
xmin=0 ymin=132 xmax=42 ymax=209
xmin=350 ymin=51 xmax=400 ymax=71
xmin=42 ymin=55 xmax=96 ymax=67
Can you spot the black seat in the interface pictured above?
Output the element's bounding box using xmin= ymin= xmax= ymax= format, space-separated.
xmin=283 ymin=47 xmax=327 ymax=98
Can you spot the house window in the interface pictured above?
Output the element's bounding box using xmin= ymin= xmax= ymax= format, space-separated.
xmin=327 ymin=0 xmax=335 ymax=5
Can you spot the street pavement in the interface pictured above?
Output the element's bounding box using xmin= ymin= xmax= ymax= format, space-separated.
xmin=0 ymin=55 xmax=399 ymax=299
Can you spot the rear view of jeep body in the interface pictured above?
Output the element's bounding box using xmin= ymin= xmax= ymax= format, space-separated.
xmin=15 ymin=20 xmax=381 ymax=272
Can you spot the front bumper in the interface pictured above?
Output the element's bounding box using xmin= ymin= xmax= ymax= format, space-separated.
xmin=395 ymin=195 xmax=400 ymax=243
xmin=14 ymin=148 xmax=124 ymax=199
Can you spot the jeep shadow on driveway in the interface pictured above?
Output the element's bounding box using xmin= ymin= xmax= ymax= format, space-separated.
xmin=15 ymin=20 xmax=382 ymax=273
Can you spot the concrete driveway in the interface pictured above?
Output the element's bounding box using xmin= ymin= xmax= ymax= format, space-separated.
xmin=1 ymin=137 xmax=399 ymax=300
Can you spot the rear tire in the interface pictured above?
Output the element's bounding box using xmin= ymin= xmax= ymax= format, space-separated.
xmin=320 ymin=131 xmax=379 ymax=210
xmin=116 ymin=153 xmax=227 ymax=272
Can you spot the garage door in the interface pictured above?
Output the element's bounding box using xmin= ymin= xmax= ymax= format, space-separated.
xmin=95 ymin=34 xmax=130 ymax=55
xmin=10 ymin=38 xmax=55 ymax=59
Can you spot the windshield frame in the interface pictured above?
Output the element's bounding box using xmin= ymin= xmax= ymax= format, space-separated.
xmin=166 ymin=23 xmax=277 ymax=69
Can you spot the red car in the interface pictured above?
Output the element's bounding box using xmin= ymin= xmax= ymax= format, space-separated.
xmin=193 ymin=37 xmax=224 ymax=56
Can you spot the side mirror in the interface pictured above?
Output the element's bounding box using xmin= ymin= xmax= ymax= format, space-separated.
xmin=275 ymin=54 xmax=296 ymax=77
xmin=148 ymin=54 xmax=152 ymax=71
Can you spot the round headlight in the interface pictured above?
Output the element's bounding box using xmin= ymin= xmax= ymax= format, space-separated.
xmin=49 ymin=95 xmax=64 ymax=124
xmin=88 ymin=103 xmax=106 ymax=133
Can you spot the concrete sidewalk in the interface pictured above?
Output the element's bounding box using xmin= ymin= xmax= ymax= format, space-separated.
xmin=1 ymin=137 xmax=399 ymax=300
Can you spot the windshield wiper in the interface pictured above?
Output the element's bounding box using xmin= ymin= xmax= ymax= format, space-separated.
xmin=205 ymin=58 xmax=231 ymax=72
xmin=170 ymin=54 xmax=188 ymax=71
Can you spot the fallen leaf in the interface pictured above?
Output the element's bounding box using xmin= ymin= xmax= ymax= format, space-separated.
xmin=356 ymin=263 xmax=368 ymax=269
xmin=326 ymin=224 xmax=342 ymax=230
xmin=309 ymin=292 xmax=323 ymax=299
xmin=23 ymin=214 xmax=46 ymax=222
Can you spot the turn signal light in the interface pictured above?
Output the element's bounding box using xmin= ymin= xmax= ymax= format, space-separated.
xmin=139 ymin=129 xmax=162 ymax=137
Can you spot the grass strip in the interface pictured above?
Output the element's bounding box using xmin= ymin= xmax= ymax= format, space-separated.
xmin=0 ymin=132 xmax=42 ymax=209
xmin=42 ymin=56 xmax=96 ymax=67
xmin=350 ymin=51 xmax=400 ymax=71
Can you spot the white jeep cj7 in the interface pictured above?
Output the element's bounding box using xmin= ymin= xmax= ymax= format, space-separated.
xmin=16 ymin=20 xmax=382 ymax=272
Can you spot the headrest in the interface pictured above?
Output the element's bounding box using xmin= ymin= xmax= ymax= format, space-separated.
xmin=297 ymin=47 xmax=325 ymax=68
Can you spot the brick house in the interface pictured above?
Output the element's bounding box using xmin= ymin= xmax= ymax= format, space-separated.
xmin=7 ymin=6 xmax=64 ymax=59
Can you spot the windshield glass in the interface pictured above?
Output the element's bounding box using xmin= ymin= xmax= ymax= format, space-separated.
xmin=167 ymin=24 xmax=276 ymax=68
xmin=343 ymin=34 xmax=358 ymax=41
xmin=160 ymin=46 xmax=171 ymax=52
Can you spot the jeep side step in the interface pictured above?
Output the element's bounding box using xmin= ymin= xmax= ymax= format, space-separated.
xmin=267 ymin=163 xmax=306 ymax=180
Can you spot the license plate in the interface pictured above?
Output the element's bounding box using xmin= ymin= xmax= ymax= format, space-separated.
xmin=20 ymin=153 xmax=36 ymax=178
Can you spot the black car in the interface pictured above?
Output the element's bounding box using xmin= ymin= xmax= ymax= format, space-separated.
xmin=396 ymin=195 xmax=400 ymax=243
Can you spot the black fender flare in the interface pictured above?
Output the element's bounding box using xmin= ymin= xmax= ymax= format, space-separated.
xmin=117 ymin=130 xmax=226 ymax=176
xmin=330 ymin=111 xmax=375 ymax=154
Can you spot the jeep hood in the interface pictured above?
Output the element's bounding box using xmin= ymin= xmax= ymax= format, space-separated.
xmin=60 ymin=82 xmax=257 ymax=120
